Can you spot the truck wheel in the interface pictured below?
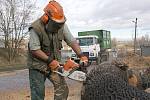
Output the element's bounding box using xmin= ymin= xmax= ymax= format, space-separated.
xmin=96 ymin=55 xmax=101 ymax=65
xmin=96 ymin=57 xmax=101 ymax=65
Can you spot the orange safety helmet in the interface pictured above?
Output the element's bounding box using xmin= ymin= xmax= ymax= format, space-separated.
xmin=42 ymin=0 xmax=66 ymax=23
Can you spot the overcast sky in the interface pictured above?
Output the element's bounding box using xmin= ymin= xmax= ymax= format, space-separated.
xmin=37 ymin=0 xmax=150 ymax=40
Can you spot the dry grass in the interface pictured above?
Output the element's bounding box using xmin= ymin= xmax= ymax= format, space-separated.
xmin=0 ymin=48 xmax=27 ymax=67
xmin=123 ymin=52 xmax=150 ymax=68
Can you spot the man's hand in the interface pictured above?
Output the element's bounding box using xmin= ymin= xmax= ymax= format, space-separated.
xmin=48 ymin=60 xmax=60 ymax=71
xmin=80 ymin=56 xmax=88 ymax=66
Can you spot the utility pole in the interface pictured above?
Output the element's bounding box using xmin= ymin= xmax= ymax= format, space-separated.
xmin=132 ymin=18 xmax=137 ymax=54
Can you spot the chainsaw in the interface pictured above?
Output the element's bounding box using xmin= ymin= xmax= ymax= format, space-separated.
xmin=53 ymin=59 xmax=87 ymax=82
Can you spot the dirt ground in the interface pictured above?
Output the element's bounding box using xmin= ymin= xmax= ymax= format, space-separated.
xmin=0 ymin=84 xmax=82 ymax=100
xmin=0 ymin=69 xmax=83 ymax=100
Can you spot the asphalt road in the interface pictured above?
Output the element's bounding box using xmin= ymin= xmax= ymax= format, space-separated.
xmin=0 ymin=69 xmax=84 ymax=91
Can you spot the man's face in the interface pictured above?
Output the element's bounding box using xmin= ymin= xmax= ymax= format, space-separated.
xmin=46 ymin=18 xmax=65 ymax=33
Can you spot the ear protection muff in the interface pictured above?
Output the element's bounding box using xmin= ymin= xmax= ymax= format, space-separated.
xmin=41 ymin=14 xmax=49 ymax=24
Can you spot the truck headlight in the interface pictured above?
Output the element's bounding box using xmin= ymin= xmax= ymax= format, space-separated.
xmin=90 ymin=53 xmax=94 ymax=56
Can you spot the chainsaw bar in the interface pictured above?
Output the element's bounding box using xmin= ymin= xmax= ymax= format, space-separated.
xmin=68 ymin=70 xmax=86 ymax=81
xmin=53 ymin=66 xmax=86 ymax=82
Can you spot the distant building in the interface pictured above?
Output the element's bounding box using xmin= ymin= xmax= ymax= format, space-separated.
xmin=140 ymin=44 xmax=150 ymax=56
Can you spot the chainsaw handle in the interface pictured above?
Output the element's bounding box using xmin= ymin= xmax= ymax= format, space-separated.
xmin=59 ymin=63 xmax=64 ymax=66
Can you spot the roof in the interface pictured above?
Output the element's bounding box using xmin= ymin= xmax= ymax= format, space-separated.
xmin=76 ymin=35 xmax=99 ymax=39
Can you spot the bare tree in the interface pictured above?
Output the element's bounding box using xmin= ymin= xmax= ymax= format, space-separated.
xmin=138 ymin=34 xmax=150 ymax=46
xmin=0 ymin=0 xmax=36 ymax=62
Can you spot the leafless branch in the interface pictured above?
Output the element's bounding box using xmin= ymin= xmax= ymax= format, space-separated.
xmin=0 ymin=0 xmax=36 ymax=62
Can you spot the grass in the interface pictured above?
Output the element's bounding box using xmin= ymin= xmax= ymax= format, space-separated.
xmin=0 ymin=64 xmax=27 ymax=72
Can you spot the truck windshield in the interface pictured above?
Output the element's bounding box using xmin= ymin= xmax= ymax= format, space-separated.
xmin=77 ymin=37 xmax=93 ymax=46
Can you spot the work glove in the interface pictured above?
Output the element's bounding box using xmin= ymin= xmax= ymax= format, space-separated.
xmin=51 ymin=59 xmax=79 ymax=77
xmin=48 ymin=61 xmax=69 ymax=76
xmin=48 ymin=60 xmax=60 ymax=71
xmin=79 ymin=55 xmax=88 ymax=73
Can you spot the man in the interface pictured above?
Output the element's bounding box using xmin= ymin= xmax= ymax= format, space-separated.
xmin=28 ymin=0 xmax=88 ymax=100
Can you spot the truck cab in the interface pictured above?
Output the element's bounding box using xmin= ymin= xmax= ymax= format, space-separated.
xmin=72 ymin=30 xmax=111 ymax=64
xmin=71 ymin=35 xmax=100 ymax=62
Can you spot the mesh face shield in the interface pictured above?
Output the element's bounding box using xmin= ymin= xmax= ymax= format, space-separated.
xmin=46 ymin=17 xmax=65 ymax=33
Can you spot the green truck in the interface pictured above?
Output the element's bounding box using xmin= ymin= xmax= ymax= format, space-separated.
xmin=71 ymin=30 xmax=111 ymax=64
